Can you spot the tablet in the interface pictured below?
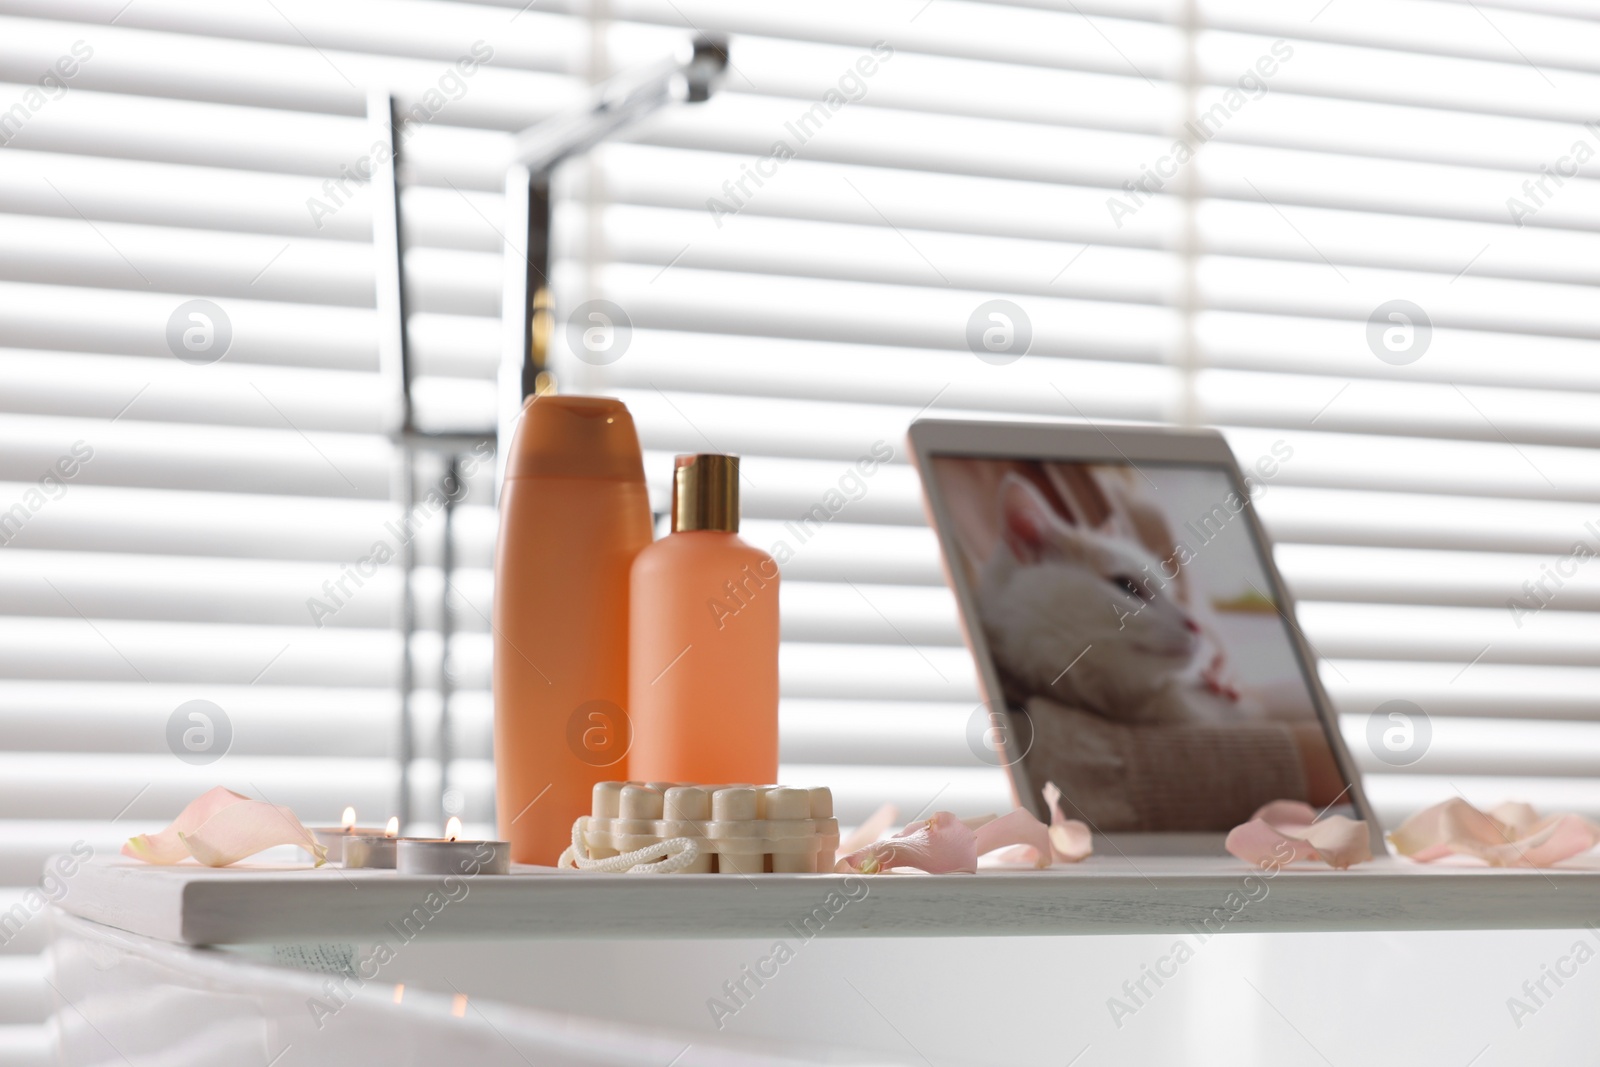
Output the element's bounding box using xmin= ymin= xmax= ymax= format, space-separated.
xmin=909 ymin=418 xmax=1378 ymax=850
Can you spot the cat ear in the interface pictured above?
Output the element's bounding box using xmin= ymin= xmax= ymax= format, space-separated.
xmin=998 ymin=475 xmax=1055 ymax=563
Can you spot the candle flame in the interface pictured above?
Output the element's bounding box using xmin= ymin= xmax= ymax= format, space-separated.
xmin=385 ymin=816 xmax=400 ymax=838
xmin=393 ymin=984 xmax=405 ymax=1005
xmin=445 ymin=816 xmax=462 ymax=842
xmin=341 ymin=806 xmax=356 ymax=830
xmin=451 ymin=993 xmax=468 ymax=1018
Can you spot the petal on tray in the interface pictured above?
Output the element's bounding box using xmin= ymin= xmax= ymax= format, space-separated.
xmin=1388 ymin=798 xmax=1600 ymax=868
xmin=835 ymin=811 xmax=979 ymax=875
xmin=1043 ymin=782 xmax=1093 ymax=864
xmin=973 ymin=807 xmax=1054 ymax=870
xmin=122 ymin=786 xmax=251 ymax=865
xmin=179 ymin=801 xmax=327 ymax=868
xmin=1226 ymin=800 xmax=1372 ymax=870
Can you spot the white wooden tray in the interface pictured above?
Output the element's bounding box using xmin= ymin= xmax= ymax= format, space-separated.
xmin=52 ymin=853 xmax=1600 ymax=946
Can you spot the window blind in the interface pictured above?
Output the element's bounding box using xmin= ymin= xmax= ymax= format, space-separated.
xmin=4 ymin=0 xmax=1600 ymax=1060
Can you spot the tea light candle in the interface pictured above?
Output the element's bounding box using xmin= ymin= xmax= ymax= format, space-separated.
xmin=309 ymin=807 xmax=386 ymax=864
xmin=396 ymin=817 xmax=510 ymax=876
xmin=344 ymin=817 xmax=403 ymax=869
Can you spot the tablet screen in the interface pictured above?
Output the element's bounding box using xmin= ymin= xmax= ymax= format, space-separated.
xmin=928 ymin=452 xmax=1353 ymax=833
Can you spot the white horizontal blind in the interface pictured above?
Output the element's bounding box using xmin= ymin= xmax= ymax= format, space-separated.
xmin=4 ymin=0 xmax=1600 ymax=1058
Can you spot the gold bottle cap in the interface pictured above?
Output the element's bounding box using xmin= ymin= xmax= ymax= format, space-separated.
xmin=672 ymin=454 xmax=739 ymax=533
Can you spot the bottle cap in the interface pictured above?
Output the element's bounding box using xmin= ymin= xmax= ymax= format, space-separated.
xmin=504 ymin=395 xmax=645 ymax=481
xmin=672 ymin=454 xmax=739 ymax=532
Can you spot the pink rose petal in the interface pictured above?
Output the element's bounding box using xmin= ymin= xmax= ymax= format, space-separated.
xmin=123 ymin=787 xmax=328 ymax=868
xmin=1489 ymin=801 xmax=1540 ymax=836
xmin=1225 ymin=800 xmax=1372 ymax=870
xmin=1293 ymin=816 xmax=1372 ymax=870
xmin=973 ymin=808 xmax=1053 ymax=870
xmin=1386 ymin=798 xmax=1484 ymax=863
xmin=179 ymin=800 xmax=326 ymax=868
xmin=836 ymin=802 xmax=899 ymax=860
xmin=122 ymin=786 xmax=250 ymax=865
xmin=834 ymin=811 xmax=977 ymax=875
xmin=1389 ymin=798 xmax=1600 ymax=868
xmin=1509 ymin=814 xmax=1600 ymax=868
xmin=835 ymin=802 xmax=1087 ymax=875
xmin=1042 ymin=782 xmax=1093 ymax=863
xmin=1250 ymin=799 xmax=1319 ymax=827
xmin=1049 ymin=823 xmax=1093 ymax=863
xmin=1225 ymin=819 xmax=1323 ymax=868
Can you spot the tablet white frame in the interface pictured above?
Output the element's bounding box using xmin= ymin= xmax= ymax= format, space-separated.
xmin=908 ymin=417 xmax=1382 ymax=854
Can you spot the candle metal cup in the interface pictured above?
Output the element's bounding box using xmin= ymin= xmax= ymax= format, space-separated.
xmin=308 ymin=826 xmax=383 ymax=865
xmin=343 ymin=834 xmax=400 ymax=869
xmin=396 ymin=838 xmax=510 ymax=876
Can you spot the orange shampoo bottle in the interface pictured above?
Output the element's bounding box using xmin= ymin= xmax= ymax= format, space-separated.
xmin=628 ymin=454 xmax=780 ymax=785
xmin=493 ymin=395 xmax=653 ymax=864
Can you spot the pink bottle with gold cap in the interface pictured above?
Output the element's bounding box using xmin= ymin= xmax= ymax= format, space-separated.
xmin=493 ymin=395 xmax=652 ymax=865
xmin=628 ymin=454 xmax=780 ymax=786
